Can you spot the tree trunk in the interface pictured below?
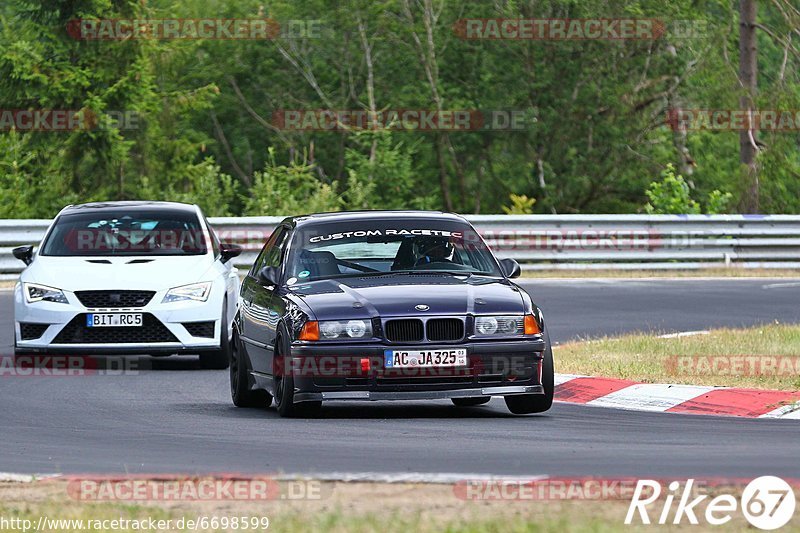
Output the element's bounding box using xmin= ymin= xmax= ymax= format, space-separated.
xmin=739 ymin=0 xmax=759 ymax=213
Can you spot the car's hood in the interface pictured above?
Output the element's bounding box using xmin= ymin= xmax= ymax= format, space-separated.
xmin=20 ymin=255 xmax=216 ymax=291
xmin=287 ymin=274 xmax=525 ymax=319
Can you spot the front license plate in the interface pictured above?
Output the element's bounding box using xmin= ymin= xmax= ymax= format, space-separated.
xmin=86 ymin=313 xmax=143 ymax=328
xmin=384 ymin=349 xmax=467 ymax=368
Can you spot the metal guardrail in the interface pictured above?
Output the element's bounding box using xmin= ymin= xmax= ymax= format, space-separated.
xmin=2 ymin=215 xmax=800 ymax=280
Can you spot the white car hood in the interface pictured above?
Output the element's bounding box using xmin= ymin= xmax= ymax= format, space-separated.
xmin=20 ymin=255 xmax=217 ymax=292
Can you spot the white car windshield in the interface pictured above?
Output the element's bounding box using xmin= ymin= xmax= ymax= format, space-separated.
xmin=41 ymin=210 xmax=209 ymax=256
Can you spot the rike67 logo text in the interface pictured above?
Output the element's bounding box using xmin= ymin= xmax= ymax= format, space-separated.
xmin=626 ymin=477 xmax=796 ymax=530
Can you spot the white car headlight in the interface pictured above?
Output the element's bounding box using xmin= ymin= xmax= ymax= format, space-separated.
xmin=23 ymin=283 xmax=68 ymax=304
xmin=162 ymin=282 xmax=212 ymax=303
xmin=318 ymin=320 xmax=372 ymax=339
xmin=475 ymin=315 xmax=523 ymax=336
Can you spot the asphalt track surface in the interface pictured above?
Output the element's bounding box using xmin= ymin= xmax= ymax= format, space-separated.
xmin=1 ymin=279 xmax=798 ymax=477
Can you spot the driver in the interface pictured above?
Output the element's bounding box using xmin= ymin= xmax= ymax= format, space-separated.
xmin=415 ymin=237 xmax=454 ymax=265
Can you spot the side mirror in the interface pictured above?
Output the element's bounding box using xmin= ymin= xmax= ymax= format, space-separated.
xmin=258 ymin=266 xmax=280 ymax=287
xmin=499 ymin=258 xmax=521 ymax=279
xmin=12 ymin=245 xmax=34 ymax=266
xmin=220 ymin=242 xmax=243 ymax=264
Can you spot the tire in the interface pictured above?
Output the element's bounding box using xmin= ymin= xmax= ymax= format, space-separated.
xmin=504 ymin=329 xmax=555 ymax=415
xmin=230 ymin=330 xmax=272 ymax=408
xmin=273 ymin=333 xmax=321 ymax=418
xmin=200 ymin=304 xmax=231 ymax=370
xmin=451 ymin=397 xmax=491 ymax=407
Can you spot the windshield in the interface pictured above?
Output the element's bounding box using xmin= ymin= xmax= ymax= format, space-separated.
xmin=41 ymin=209 xmax=209 ymax=256
xmin=285 ymin=219 xmax=503 ymax=281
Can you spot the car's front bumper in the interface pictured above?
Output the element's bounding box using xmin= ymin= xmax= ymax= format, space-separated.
xmin=285 ymin=338 xmax=546 ymax=402
xmin=13 ymin=283 xmax=223 ymax=354
xmin=295 ymin=385 xmax=544 ymax=402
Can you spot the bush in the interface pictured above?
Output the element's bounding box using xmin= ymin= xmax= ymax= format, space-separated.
xmin=705 ymin=189 xmax=733 ymax=215
xmin=644 ymin=165 xmax=701 ymax=214
xmin=644 ymin=165 xmax=733 ymax=215
xmin=502 ymin=194 xmax=536 ymax=215
xmin=342 ymin=132 xmax=431 ymax=210
xmin=244 ymin=148 xmax=341 ymax=216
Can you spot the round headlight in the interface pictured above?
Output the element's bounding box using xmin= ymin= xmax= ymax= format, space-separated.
xmin=476 ymin=317 xmax=498 ymax=335
xmin=320 ymin=321 xmax=342 ymax=339
xmin=345 ymin=320 xmax=367 ymax=338
xmin=497 ymin=317 xmax=518 ymax=334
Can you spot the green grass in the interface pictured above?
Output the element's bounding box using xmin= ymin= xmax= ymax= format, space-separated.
xmin=0 ymin=500 xmax=708 ymax=533
xmin=0 ymin=499 xmax=648 ymax=533
xmin=554 ymin=323 xmax=800 ymax=390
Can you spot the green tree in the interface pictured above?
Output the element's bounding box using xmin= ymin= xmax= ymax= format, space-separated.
xmin=244 ymin=148 xmax=340 ymax=216
xmin=1 ymin=0 xmax=798 ymax=216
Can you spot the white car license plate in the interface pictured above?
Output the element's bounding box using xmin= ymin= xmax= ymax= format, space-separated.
xmin=384 ymin=349 xmax=467 ymax=368
xmin=86 ymin=313 xmax=143 ymax=328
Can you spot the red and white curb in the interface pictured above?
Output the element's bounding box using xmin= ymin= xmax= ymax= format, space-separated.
xmin=555 ymin=374 xmax=800 ymax=419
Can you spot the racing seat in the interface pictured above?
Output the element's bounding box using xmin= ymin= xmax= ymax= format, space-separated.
xmin=296 ymin=250 xmax=340 ymax=278
xmin=391 ymin=238 xmax=417 ymax=270
xmin=151 ymin=220 xmax=184 ymax=251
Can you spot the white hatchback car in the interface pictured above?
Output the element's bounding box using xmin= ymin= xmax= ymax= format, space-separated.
xmin=12 ymin=201 xmax=241 ymax=369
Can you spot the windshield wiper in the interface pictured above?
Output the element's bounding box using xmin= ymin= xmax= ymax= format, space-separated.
xmin=324 ymin=271 xmax=394 ymax=280
xmin=321 ymin=270 xmax=498 ymax=281
xmin=364 ymin=270 xmax=497 ymax=278
xmin=390 ymin=270 xmax=472 ymax=277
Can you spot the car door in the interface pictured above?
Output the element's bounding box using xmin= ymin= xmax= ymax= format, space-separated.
xmin=240 ymin=226 xmax=289 ymax=375
xmin=264 ymin=231 xmax=292 ymax=377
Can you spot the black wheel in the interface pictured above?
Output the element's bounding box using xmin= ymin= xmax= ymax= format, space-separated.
xmin=200 ymin=304 xmax=231 ymax=370
xmin=230 ymin=330 xmax=271 ymax=408
xmin=505 ymin=329 xmax=555 ymax=415
xmin=451 ymin=397 xmax=491 ymax=407
xmin=273 ymin=334 xmax=321 ymax=418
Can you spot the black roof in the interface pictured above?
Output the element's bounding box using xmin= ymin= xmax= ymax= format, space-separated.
xmin=62 ymin=201 xmax=198 ymax=213
xmin=285 ymin=210 xmax=468 ymax=227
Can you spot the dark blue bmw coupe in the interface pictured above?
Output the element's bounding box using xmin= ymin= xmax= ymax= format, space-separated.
xmin=230 ymin=211 xmax=554 ymax=417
